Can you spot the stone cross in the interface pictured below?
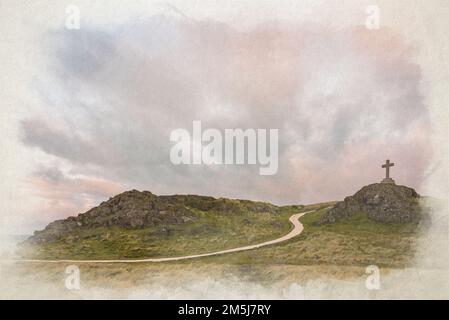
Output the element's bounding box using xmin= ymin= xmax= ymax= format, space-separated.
xmin=382 ymin=159 xmax=394 ymax=179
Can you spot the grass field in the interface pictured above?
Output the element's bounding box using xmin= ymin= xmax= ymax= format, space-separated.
xmin=19 ymin=205 xmax=303 ymax=260
xmin=196 ymin=206 xmax=421 ymax=268
xmin=19 ymin=202 xmax=421 ymax=268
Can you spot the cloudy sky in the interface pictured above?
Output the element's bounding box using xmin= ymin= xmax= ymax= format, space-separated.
xmin=1 ymin=0 xmax=448 ymax=233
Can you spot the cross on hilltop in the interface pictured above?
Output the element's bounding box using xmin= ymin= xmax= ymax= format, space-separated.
xmin=381 ymin=159 xmax=395 ymax=184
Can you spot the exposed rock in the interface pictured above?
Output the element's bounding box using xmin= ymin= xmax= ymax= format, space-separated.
xmin=319 ymin=183 xmax=422 ymax=224
xmin=26 ymin=190 xmax=279 ymax=244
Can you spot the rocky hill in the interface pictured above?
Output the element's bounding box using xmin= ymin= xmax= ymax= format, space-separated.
xmin=319 ymin=183 xmax=423 ymax=224
xmin=26 ymin=190 xmax=279 ymax=244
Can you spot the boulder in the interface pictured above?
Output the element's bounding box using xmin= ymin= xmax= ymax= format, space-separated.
xmin=319 ymin=183 xmax=422 ymax=224
xmin=26 ymin=190 xmax=279 ymax=244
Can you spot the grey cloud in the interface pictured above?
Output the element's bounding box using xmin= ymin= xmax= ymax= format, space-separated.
xmin=51 ymin=28 xmax=117 ymax=78
xmin=20 ymin=118 xmax=106 ymax=165
xmin=22 ymin=15 xmax=431 ymax=206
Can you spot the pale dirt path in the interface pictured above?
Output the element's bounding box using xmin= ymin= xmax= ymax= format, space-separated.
xmin=14 ymin=210 xmax=314 ymax=264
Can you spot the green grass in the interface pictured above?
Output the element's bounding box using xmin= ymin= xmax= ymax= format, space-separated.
xmin=194 ymin=206 xmax=420 ymax=268
xmin=20 ymin=203 xmax=421 ymax=268
xmin=20 ymin=207 xmax=297 ymax=260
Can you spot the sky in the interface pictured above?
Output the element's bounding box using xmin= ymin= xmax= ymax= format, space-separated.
xmin=0 ymin=0 xmax=448 ymax=234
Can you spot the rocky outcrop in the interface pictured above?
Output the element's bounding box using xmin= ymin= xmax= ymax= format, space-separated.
xmin=26 ymin=190 xmax=279 ymax=244
xmin=319 ymin=183 xmax=422 ymax=224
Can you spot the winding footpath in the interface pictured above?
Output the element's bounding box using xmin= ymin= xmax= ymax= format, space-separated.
xmin=16 ymin=210 xmax=314 ymax=264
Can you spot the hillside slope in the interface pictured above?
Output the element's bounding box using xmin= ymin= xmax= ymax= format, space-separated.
xmin=26 ymin=190 xmax=280 ymax=244
xmin=19 ymin=189 xmax=426 ymax=267
xmin=20 ymin=190 xmax=294 ymax=259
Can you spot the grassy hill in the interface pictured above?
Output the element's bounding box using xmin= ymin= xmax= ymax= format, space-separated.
xmin=197 ymin=206 xmax=421 ymax=268
xmin=19 ymin=191 xmax=303 ymax=260
xmin=20 ymin=207 xmax=292 ymax=260
xmin=18 ymin=195 xmax=421 ymax=268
